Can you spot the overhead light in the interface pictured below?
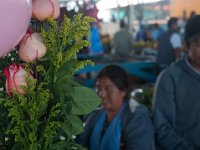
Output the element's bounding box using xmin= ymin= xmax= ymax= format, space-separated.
xmin=96 ymin=0 xmax=162 ymax=10
xmin=96 ymin=0 xmax=118 ymax=10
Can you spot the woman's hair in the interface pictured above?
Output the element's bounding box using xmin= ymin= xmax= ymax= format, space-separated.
xmin=95 ymin=65 xmax=130 ymax=99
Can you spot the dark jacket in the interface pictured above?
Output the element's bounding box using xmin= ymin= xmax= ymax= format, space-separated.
xmin=153 ymin=57 xmax=200 ymax=150
xmin=156 ymin=30 xmax=177 ymax=67
xmin=81 ymin=100 xmax=154 ymax=150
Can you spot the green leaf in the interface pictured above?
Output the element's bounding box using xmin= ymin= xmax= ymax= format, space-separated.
xmin=70 ymin=87 xmax=100 ymax=115
xmin=60 ymin=122 xmax=72 ymax=137
xmin=11 ymin=142 xmax=23 ymax=150
xmin=68 ymin=114 xmax=84 ymax=135
xmin=69 ymin=142 xmax=87 ymax=150
xmin=50 ymin=141 xmax=86 ymax=150
xmin=67 ymin=80 xmax=82 ymax=87
xmin=61 ymin=114 xmax=83 ymax=136
xmin=50 ymin=141 xmax=68 ymax=150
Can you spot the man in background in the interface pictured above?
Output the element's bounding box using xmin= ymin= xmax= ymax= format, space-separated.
xmin=113 ymin=20 xmax=133 ymax=59
xmin=156 ymin=17 xmax=182 ymax=71
xmin=151 ymin=23 xmax=164 ymax=42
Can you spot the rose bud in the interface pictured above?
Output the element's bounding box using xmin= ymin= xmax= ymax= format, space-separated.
xmin=3 ymin=64 xmax=31 ymax=95
xmin=32 ymin=0 xmax=60 ymax=21
xmin=19 ymin=32 xmax=47 ymax=62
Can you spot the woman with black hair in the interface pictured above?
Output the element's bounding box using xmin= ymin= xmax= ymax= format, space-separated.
xmin=81 ymin=65 xmax=154 ymax=150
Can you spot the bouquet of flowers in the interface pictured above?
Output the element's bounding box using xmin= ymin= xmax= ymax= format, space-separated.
xmin=0 ymin=0 xmax=100 ymax=149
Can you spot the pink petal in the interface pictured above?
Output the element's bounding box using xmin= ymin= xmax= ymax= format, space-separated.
xmin=13 ymin=65 xmax=27 ymax=94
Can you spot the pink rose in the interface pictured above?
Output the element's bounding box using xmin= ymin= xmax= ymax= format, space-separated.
xmin=3 ymin=64 xmax=29 ymax=95
xmin=32 ymin=0 xmax=60 ymax=21
xmin=19 ymin=32 xmax=47 ymax=62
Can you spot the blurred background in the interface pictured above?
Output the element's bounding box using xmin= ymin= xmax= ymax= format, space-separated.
xmin=58 ymin=0 xmax=199 ymax=34
xmin=57 ymin=0 xmax=200 ymax=107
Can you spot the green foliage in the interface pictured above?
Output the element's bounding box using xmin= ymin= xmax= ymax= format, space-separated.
xmin=2 ymin=77 xmax=55 ymax=150
xmin=0 ymin=14 xmax=100 ymax=149
xmin=0 ymin=100 xmax=15 ymax=149
xmin=0 ymin=50 xmax=20 ymax=149
xmin=140 ymin=87 xmax=153 ymax=111
xmin=41 ymin=14 xmax=95 ymax=84
xmin=132 ymin=86 xmax=154 ymax=112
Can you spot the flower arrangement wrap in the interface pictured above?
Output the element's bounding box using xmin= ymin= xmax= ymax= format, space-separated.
xmin=0 ymin=4 xmax=100 ymax=150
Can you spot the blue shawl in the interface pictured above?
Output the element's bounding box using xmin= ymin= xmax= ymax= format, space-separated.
xmin=90 ymin=103 xmax=127 ymax=150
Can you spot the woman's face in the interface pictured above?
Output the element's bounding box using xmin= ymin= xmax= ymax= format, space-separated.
xmin=189 ymin=35 xmax=200 ymax=70
xmin=95 ymin=77 xmax=126 ymax=112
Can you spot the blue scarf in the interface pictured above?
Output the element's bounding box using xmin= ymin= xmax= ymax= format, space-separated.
xmin=90 ymin=103 xmax=127 ymax=150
